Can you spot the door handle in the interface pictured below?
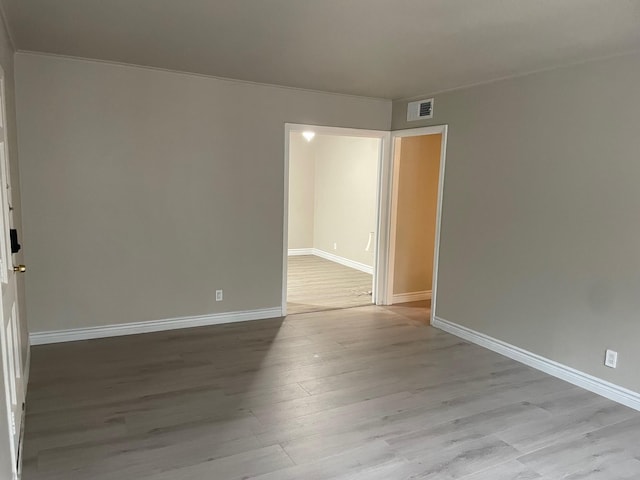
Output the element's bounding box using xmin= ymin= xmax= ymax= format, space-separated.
xmin=13 ymin=265 xmax=26 ymax=273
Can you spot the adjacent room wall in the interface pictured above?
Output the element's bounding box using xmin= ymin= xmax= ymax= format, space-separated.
xmin=287 ymin=133 xmax=379 ymax=268
xmin=0 ymin=8 xmax=27 ymax=478
xmin=392 ymin=51 xmax=640 ymax=393
xmin=15 ymin=52 xmax=391 ymax=333
xmin=313 ymin=135 xmax=379 ymax=267
xmin=393 ymin=134 xmax=441 ymax=295
xmin=287 ymin=132 xmax=315 ymax=250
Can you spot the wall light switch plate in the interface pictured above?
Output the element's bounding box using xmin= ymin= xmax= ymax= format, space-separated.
xmin=216 ymin=290 xmax=223 ymax=302
xmin=604 ymin=349 xmax=618 ymax=368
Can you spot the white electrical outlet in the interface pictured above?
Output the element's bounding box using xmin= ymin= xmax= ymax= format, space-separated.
xmin=333 ymin=242 xmax=337 ymax=250
xmin=604 ymin=349 xmax=618 ymax=368
xmin=216 ymin=290 xmax=223 ymax=302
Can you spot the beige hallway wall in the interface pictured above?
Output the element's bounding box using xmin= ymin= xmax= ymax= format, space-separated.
xmin=313 ymin=135 xmax=379 ymax=267
xmin=15 ymin=53 xmax=391 ymax=333
xmin=287 ymin=132 xmax=315 ymax=249
xmin=393 ymin=134 xmax=441 ymax=295
xmin=392 ymin=51 xmax=640 ymax=393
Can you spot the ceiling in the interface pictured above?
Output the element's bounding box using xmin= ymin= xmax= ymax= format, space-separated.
xmin=3 ymin=0 xmax=640 ymax=99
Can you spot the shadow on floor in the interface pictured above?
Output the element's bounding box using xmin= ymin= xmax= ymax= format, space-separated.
xmin=22 ymin=317 xmax=289 ymax=479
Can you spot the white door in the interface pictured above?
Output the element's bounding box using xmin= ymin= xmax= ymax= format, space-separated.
xmin=0 ymin=69 xmax=24 ymax=479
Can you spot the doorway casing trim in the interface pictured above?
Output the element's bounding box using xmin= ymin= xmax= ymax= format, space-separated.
xmin=282 ymin=124 xmax=391 ymax=316
xmin=385 ymin=125 xmax=448 ymax=327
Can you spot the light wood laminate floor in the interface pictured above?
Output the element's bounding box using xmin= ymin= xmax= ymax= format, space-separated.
xmin=23 ymin=304 xmax=640 ymax=479
xmin=287 ymin=255 xmax=373 ymax=315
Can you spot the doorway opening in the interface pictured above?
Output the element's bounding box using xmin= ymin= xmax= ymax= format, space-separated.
xmin=386 ymin=126 xmax=448 ymax=325
xmin=283 ymin=125 xmax=390 ymax=316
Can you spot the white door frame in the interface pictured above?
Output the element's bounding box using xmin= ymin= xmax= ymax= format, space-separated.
xmin=386 ymin=125 xmax=448 ymax=325
xmin=282 ymin=123 xmax=391 ymax=316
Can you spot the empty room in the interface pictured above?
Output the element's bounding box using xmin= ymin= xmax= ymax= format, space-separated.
xmin=0 ymin=1 xmax=639 ymax=479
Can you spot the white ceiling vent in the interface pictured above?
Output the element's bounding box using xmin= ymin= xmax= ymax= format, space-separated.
xmin=407 ymin=98 xmax=434 ymax=121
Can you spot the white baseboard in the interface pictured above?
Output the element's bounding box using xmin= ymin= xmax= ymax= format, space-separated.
xmin=29 ymin=307 xmax=283 ymax=345
xmin=288 ymin=248 xmax=314 ymax=256
xmin=288 ymin=248 xmax=373 ymax=275
xmin=392 ymin=290 xmax=432 ymax=304
xmin=432 ymin=316 xmax=640 ymax=412
xmin=311 ymin=249 xmax=373 ymax=275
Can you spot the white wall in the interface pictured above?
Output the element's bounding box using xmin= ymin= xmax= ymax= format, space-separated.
xmin=313 ymin=135 xmax=379 ymax=267
xmin=392 ymin=51 xmax=640 ymax=393
xmin=15 ymin=53 xmax=391 ymax=333
xmin=287 ymin=133 xmax=315 ymax=249
xmin=288 ymin=133 xmax=379 ymax=268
